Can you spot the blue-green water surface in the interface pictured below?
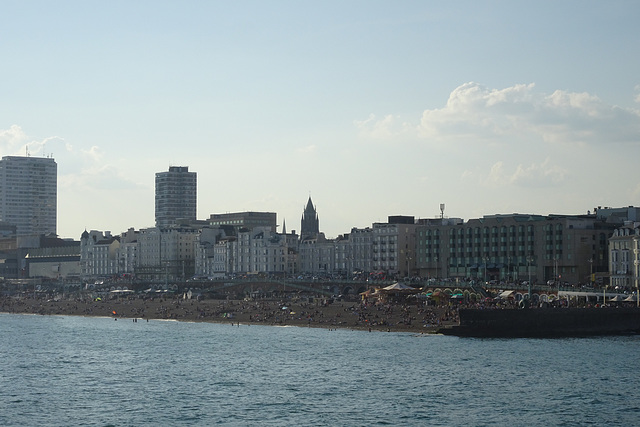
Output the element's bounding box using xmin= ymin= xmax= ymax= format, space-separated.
xmin=1 ymin=313 xmax=639 ymax=426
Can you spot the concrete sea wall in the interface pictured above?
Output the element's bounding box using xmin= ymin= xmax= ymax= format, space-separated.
xmin=443 ymin=308 xmax=640 ymax=337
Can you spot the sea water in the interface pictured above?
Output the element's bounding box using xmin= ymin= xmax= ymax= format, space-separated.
xmin=1 ymin=313 xmax=639 ymax=426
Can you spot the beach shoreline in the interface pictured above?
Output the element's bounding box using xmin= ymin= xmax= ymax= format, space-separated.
xmin=0 ymin=295 xmax=458 ymax=333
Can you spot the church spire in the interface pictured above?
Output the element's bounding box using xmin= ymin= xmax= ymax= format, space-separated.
xmin=305 ymin=196 xmax=314 ymax=212
xmin=301 ymin=196 xmax=319 ymax=240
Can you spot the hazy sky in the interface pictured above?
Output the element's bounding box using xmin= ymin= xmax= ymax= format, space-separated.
xmin=1 ymin=1 xmax=639 ymax=240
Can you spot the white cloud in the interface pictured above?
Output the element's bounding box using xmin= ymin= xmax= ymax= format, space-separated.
xmin=37 ymin=135 xmax=65 ymax=156
xmin=0 ymin=125 xmax=27 ymax=150
xmin=417 ymin=82 xmax=640 ymax=146
xmin=0 ymin=125 xmax=66 ymax=157
xmin=417 ymin=83 xmax=538 ymax=142
xmin=354 ymin=113 xmax=411 ymax=140
xmin=81 ymin=145 xmax=104 ymax=162
xmin=510 ymin=159 xmax=568 ymax=187
xmin=0 ymin=126 xmax=146 ymax=195
xmin=296 ymin=144 xmax=317 ymax=154
xmin=546 ymin=90 xmax=601 ymax=115
xmin=474 ymin=159 xmax=567 ymax=189
xmin=460 ymin=170 xmax=473 ymax=181
xmin=355 ymin=82 xmax=640 ymax=148
xmin=484 ymin=161 xmax=507 ymax=187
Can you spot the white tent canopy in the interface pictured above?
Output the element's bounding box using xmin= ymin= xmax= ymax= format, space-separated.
xmin=382 ymin=282 xmax=415 ymax=291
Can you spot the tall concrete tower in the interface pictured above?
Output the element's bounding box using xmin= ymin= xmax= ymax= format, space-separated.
xmin=155 ymin=166 xmax=197 ymax=228
xmin=0 ymin=155 xmax=57 ymax=236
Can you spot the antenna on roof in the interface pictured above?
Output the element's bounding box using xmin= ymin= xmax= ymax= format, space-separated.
xmin=440 ymin=203 xmax=445 ymax=219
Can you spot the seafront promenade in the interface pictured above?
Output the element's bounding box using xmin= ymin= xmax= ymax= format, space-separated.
xmin=0 ymin=295 xmax=459 ymax=333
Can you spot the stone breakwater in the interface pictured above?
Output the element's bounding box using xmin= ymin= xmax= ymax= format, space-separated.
xmin=441 ymin=306 xmax=640 ymax=337
xmin=0 ymin=296 xmax=459 ymax=333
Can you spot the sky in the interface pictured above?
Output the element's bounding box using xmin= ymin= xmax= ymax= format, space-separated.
xmin=1 ymin=0 xmax=639 ymax=240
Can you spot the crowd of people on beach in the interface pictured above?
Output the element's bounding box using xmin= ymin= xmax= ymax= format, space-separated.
xmin=0 ymin=293 xmax=461 ymax=333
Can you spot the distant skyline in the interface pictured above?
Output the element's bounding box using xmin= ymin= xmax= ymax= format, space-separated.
xmin=1 ymin=1 xmax=639 ymax=239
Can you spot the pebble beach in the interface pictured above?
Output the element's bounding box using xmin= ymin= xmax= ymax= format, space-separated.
xmin=1 ymin=295 xmax=459 ymax=333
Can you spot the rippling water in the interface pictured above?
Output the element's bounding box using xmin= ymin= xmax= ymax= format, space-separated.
xmin=1 ymin=313 xmax=640 ymax=426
